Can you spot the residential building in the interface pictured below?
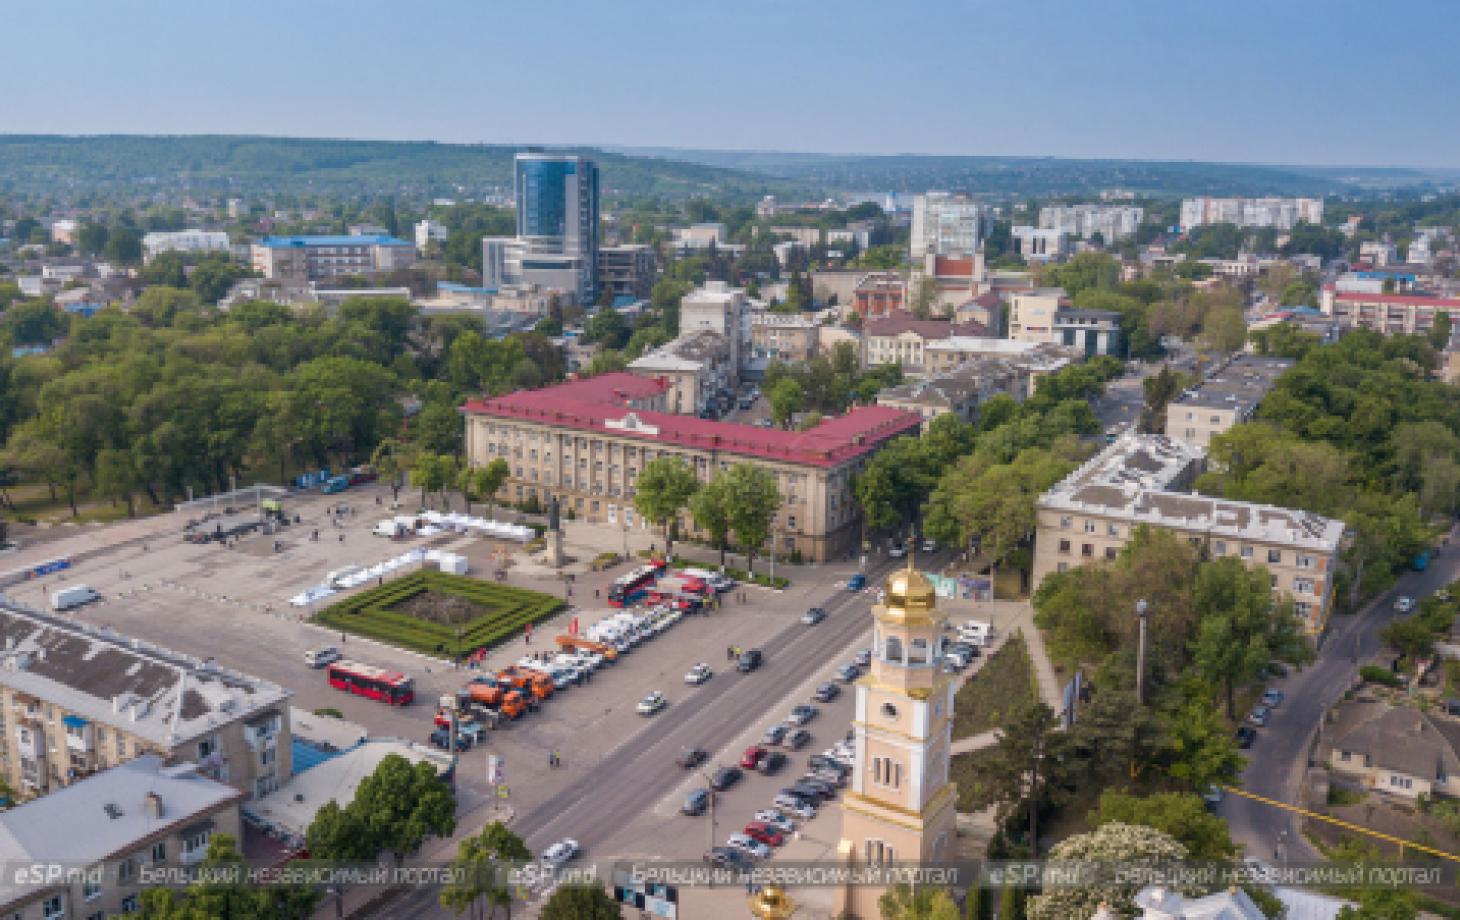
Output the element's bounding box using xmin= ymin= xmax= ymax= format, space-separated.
xmin=875 ymin=357 xmax=1027 ymax=426
xmin=250 ymin=235 xmax=415 ymax=283
xmin=141 ymin=230 xmax=230 ymax=262
xmin=1179 ymin=197 xmax=1324 ymax=232
xmin=810 ymin=269 xmax=872 ymax=310
xmin=954 ymin=291 xmax=1003 ymax=329
xmin=862 ymin=315 xmax=990 ymax=371
xmin=1031 ymin=435 xmax=1346 ymax=634
xmin=627 ymin=331 xmax=734 ymax=416
xmin=671 ymin=223 xmax=727 ymax=251
xmin=1039 ymin=204 xmax=1144 ymax=242
xmin=911 ymin=192 xmax=984 ymax=260
xmin=462 ymin=375 xmax=922 ymax=561
xmin=770 ymin=227 xmax=821 ymax=248
xmin=49 ymin=220 xmax=78 ymax=245
xmin=1358 ymin=240 xmax=1398 ymax=267
xmin=481 ymin=237 xmax=588 ymax=304
xmin=680 ymin=280 xmax=749 ymax=371
xmin=851 ymin=272 xmax=907 ymax=318
xmin=1329 ymin=706 xmax=1460 ymax=800
xmin=833 ymin=563 xmax=958 ymax=920
xmin=480 ymin=150 xmax=602 ymax=304
xmin=1320 ymin=287 xmax=1460 ymax=335
xmin=1053 ymin=308 xmax=1122 ymax=357
xmin=1006 ymin=288 xmax=1066 ymax=344
xmin=922 ymin=337 xmax=1075 ymax=378
xmin=750 ymin=313 xmax=821 ymax=364
xmin=1011 ymin=226 xmax=1071 ymax=263
xmin=0 ymin=756 xmax=244 ymax=919
xmin=414 ymin=219 xmax=448 ymax=253
xmin=0 ymin=601 xmax=292 ymax=801
xmin=1165 ymin=354 xmax=1294 ymax=448
xmin=596 ymin=244 xmax=657 ymax=302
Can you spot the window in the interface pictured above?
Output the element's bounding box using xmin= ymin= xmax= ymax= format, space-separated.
xmin=151 ymin=841 xmax=166 ymax=863
xmin=42 ymin=900 xmax=62 ymax=920
xmin=260 ymin=746 xmax=275 ymax=766
xmin=1340 ymin=751 xmax=1351 ymax=762
xmin=198 ymin=737 xmax=217 ymax=760
xmin=1083 ymin=520 xmax=1096 ymax=534
xmin=83 ymin=873 xmax=102 ymax=900
xmin=1296 ymin=554 xmax=1314 ymax=569
xmin=1104 ymin=548 xmax=1117 ymax=560
xmin=1081 ymin=544 xmax=1093 ymax=557
xmin=121 ymin=895 xmax=138 ymax=913
xmin=1294 ymin=578 xmax=1314 ymax=594
xmin=1056 ymin=562 xmax=1069 ymax=573
xmin=117 ymin=856 xmax=135 ymax=883
xmin=1213 ymin=541 xmax=1226 ymax=556
xmin=1059 ymin=516 xmax=1072 ymax=530
xmin=883 ymin=636 xmax=903 ymax=664
xmin=1106 ymin=523 xmax=1120 ymax=537
xmin=1058 ymin=539 xmax=1071 ymax=554
xmin=1388 ymin=775 xmax=1413 ymax=790
xmin=1267 ymin=549 xmax=1282 ymax=564
xmin=1240 ymin=546 xmax=1253 ymax=559
xmin=182 ymin=829 xmax=211 ymax=858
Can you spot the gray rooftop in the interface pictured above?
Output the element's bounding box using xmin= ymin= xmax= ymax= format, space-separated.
xmin=0 ymin=755 xmax=240 ymax=903
xmin=1170 ymin=354 xmax=1294 ymax=412
xmin=1334 ymin=706 xmax=1460 ymax=782
xmin=0 ymin=600 xmax=291 ymax=747
xmin=878 ymin=358 xmax=1024 ymax=409
xmin=1040 ymin=434 xmax=1345 ymax=550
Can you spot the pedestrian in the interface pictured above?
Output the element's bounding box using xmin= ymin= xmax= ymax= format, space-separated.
xmin=338 ymin=533 xmax=344 ymax=543
xmin=594 ymin=588 xmax=600 ymax=599
xmin=341 ymin=632 xmax=347 ymax=644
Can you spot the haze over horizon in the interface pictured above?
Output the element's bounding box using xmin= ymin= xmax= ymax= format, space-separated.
xmin=9 ymin=0 xmax=1458 ymax=170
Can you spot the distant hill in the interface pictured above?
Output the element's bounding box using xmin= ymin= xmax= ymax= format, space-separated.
xmin=611 ymin=147 xmax=1460 ymax=199
xmin=0 ymin=135 xmax=808 ymax=203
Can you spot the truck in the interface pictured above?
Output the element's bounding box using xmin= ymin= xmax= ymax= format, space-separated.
xmin=556 ymin=635 xmax=619 ymax=662
xmin=462 ymin=683 xmax=527 ymax=720
xmin=497 ymin=666 xmax=555 ymax=701
xmin=434 ymin=694 xmax=498 ymax=732
xmin=50 ymin=584 xmax=99 ymax=611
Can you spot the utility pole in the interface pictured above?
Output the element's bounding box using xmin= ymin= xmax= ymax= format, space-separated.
xmin=697 ymin=768 xmax=717 ymax=886
xmin=1135 ymin=598 xmax=1149 ymax=706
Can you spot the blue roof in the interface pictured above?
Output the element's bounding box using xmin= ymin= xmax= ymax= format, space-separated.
xmin=439 ymin=282 xmax=497 ymax=295
xmin=260 ymin=234 xmax=409 ymax=248
xmin=291 ymin=737 xmax=347 ymax=775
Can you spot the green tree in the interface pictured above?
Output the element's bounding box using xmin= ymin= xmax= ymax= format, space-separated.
xmin=139 ymin=833 xmax=317 ymax=919
xmin=371 ymin=437 xmax=408 ymax=500
xmin=1336 ymin=886 xmax=1418 ymax=920
xmin=473 ymin=458 xmax=510 ymax=519
xmin=1189 ymin=558 xmax=1312 ymax=717
xmin=634 ymin=456 xmax=699 ymax=557
xmin=998 ymin=884 xmax=1026 ymax=920
xmin=973 ymin=700 xmax=1067 ymax=853
xmin=412 ymin=452 xmax=457 ymax=508
xmin=1089 ymin=791 xmax=1235 ymax=860
xmin=1026 ymin=823 xmax=1189 ymax=920
xmin=1158 ymin=681 xmax=1243 ymax=791
xmin=1429 ymin=311 xmax=1453 ymax=351
xmin=1381 ymin=618 xmax=1435 ymax=669
xmin=351 ymin=754 xmax=457 ymax=864
xmin=964 ymin=885 xmax=989 ymax=920
xmin=768 ymin=376 xmax=804 ymax=427
xmin=879 ymin=884 xmax=961 ymax=919
xmin=415 ymin=400 xmax=464 ymax=456
xmin=540 ymin=885 xmax=622 ymax=920
xmin=305 ymin=799 xmax=374 ymax=861
xmin=690 ymin=475 xmax=733 ymax=567
xmin=440 ymin=822 xmax=531 ymax=919
xmin=722 ymin=462 xmax=780 ymax=574
xmin=2 ymin=299 xmax=66 ymax=345
xmin=104 ymin=227 xmax=143 ymax=265
xmin=93 ymin=447 xmax=139 ymax=516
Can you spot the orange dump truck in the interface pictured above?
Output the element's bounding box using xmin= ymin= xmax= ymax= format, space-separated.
xmin=498 ymin=666 xmax=555 ymax=701
xmin=463 ymin=683 xmax=526 ymax=720
xmin=556 ymin=635 xmax=619 ymax=661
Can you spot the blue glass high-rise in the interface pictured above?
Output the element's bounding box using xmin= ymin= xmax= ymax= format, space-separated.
xmin=514 ymin=151 xmax=600 ymax=303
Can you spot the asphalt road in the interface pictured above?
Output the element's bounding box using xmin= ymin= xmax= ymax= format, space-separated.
xmin=377 ymin=554 xmax=905 ymax=918
xmin=1221 ymin=525 xmax=1460 ymax=863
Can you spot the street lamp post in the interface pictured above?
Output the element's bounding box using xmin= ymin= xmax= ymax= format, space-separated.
xmin=1135 ymin=598 xmax=1149 ymax=706
xmin=696 ymin=768 xmax=718 ymax=887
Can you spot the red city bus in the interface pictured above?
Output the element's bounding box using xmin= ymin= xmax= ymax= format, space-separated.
xmin=326 ymin=660 xmax=415 ymax=705
xmin=607 ymin=564 xmax=660 ymax=607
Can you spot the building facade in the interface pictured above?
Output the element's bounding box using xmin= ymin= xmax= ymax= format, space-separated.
xmin=1006 ymin=288 xmax=1066 ymax=344
xmin=1031 ymin=435 xmax=1345 ymax=634
xmin=1320 ymin=288 xmax=1460 ymax=336
xmin=875 ymin=357 xmax=1027 ymax=426
xmin=141 ymin=230 xmax=230 ymax=262
xmin=462 ymin=375 xmax=921 ymax=561
xmin=750 ymin=314 xmax=821 ymax=364
xmin=1053 ymin=308 xmax=1122 ymax=356
xmin=1165 ymin=354 xmax=1294 ymax=448
xmin=1011 ymin=226 xmax=1071 ymax=263
xmin=627 ymin=331 xmax=734 ymax=416
xmin=679 ymin=281 xmax=748 ymax=372
xmin=911 ymin=192 xmax=984 ymax=260
xmin=1038 ymin=204 xmax=1144 ymax=242
xmin=414 ymin=219 xmax=448 ymax=253
xmin=851 ymin=272 xmax=907 ymax=319
xmin=1179 ymin=197 xmax=1324 ymax=232
xmin=596 ymin=244 xmax=657 ymax=302
xmin=250 ymin=235 xmax=415 ymax=283
xmin=0 ymin=602 xmax=292 ymax=803
xmin=862 ymin=316 xmax=990 ymax=371
xmin=835 ymin=564 xmax=958 ymax=920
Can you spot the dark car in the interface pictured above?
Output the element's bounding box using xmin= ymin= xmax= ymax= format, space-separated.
xmin=737 ymin=649 xmax=764 ymax=673
xmin=836 ymin=664 xmax=860 ymax=683
xmin=947 ymin=642 xmax=980 ymax=658
xmin=428 ymin=728 xmax=470 ymax=752
xmin=682 ymin=788 xmax=710 ymax=816
xmin=1235 ymin=726 xmax=1257 ymax=749
xmin=801 ymin=607 xmax=826 ymax=626
xmin=813 ymin=682 xmax=841 ymax=702
xmin=789 ymin=704 xmax=818 ymax=725
xmin=762 ymin=724 xmax=789 ymax=746
xmin=710 ymin=766 xmax=744 ymax=790
xmin=799 ymin=776 xmax=836 ymax=799
xmin=757 ymin=751 xmax=789 ymax=775
xmin=786 ymin=729 xmax=812 ymax=750
xmin=809 ymin=754 xmax=849 ymax=775
xmin=848 ymin=573 xmax=866 ymax=591
xmin=677 ymin=747 xmax=709 ymax=769
xmin=705 ymin=846 xmax=753 ymax=871
xmin=791 ymin=781 xmax=829 ymax=803
xmin=779 ymin=787 xmax=819 ymax=807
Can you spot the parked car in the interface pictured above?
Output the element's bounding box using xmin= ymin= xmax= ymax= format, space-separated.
xmin=754 ymin=809 xmax=796 ymax=834
xmin=848 ymin=573 xmax=866 ymax=591
xmin=1395 ymin=595 xmax=1417 ymax=614
xmin=853 ymin=649 xmax=872 ymax=668
xmin=710 ymin=766 xmax=743 ymax=790
xmin=682 ymin=789 xmax=710 ymax=816
xmin=685 ymin=663 xmax=713 ymax=685
xmin=786 ymin=729 xmax=812 ymax=750
xmin=428 ymin=728 xmax=470 ymax=752
xmin=762 ymin=724 xmax=789 ymax=746
xmin=757 ymin=752 xmax=789 ymax=775
xmin=813 ymin=682 xmax=841 ymax=703
xmin=677 ymin=747 xmax=709 ymax=769
xmin=704 ymin=846 xmax=752 ymax=870
xmin=809 ymin=754 xmax=850 ymax=776
xmin=637 ymin=691 xmax=668 ymax=716
xmin=1247 ymin=705 xmax=1270 ymax=727
xmin=801 ymin=607 xmax=827 ymax=626
xmin=888 ymin=542 xmax=907 ymax=558
xmin=1202 ymin=785 xmax=1224 ymax=809
xmin=773 ymin=794 xmax=817 ymax=819
xmin=737 ymin=649 xmax=764 ymax=672
xmin=1261 ymin=689 xmax=1283 ymax=708
xmin=792 ymin=780 xmax=831 ymax=802
xmin=305 ymin=646 xmax=342 ymax=668
xmin=726 ymin=834 xmax=771 ymax=860
xmin=788 ymin=704 xmax=818 ymax=725
xmin=836 ymin=664 xmax=860 ymax=683
xmin=744 ymin=822 xmax=785 ymax=847
xmin=541 ymin=839 xmax=580 ymax=866
xmin=739 ymin=745 xmax=768 ymax=769
xmin=1235 ymin=727 xmax=1257 ymax=749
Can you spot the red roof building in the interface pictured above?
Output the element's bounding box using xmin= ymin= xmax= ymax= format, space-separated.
xmin=1321 ymin=286 xmax=1460 ymax=336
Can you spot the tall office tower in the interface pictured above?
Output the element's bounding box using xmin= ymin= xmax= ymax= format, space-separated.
xmin=514 ymin=151 xmax=601 ymax=303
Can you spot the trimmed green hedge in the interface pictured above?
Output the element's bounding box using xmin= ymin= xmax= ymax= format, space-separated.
xmin=314 ymin=570 xmax=563 ymax=660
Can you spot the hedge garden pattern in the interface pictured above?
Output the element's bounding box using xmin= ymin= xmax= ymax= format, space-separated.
xmin=313 ymin=570 xmax=564 ymax=660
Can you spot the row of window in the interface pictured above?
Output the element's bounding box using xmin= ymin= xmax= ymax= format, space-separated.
xmin=1056 ymin=516 xmax=1317 ymax=569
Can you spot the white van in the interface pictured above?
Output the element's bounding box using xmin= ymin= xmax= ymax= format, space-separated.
xmin=958 ymin=620 xmax=993 ymax=646
xmin=50 ymin=585 xmax=99 ymax=611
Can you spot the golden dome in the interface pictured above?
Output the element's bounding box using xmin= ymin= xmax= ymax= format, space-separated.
xmin=885 ymin=564 xmax=937 ymax=611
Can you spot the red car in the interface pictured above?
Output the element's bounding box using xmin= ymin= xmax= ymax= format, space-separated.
xmin=744 ymin=821 xmax=785 ymax=847
xmin=739 ymin=745 xmax=767 ymax=769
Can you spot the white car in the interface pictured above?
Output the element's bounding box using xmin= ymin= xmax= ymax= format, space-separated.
xmin=754 ymin=809 xmax=796 ymax=834
xmin=1394 ymin=596 xmax=1416 ymax=614
xmin=888 ymin=543 xmax=908 ymax=558
xmin=726 ymin=834 xmax=771 ymax=860
xmin=541 ymin=838 xmax=580 ymax=866
xmin=773 ymin=795 xmax=817 ymax=819
xmin=304 ymin=647 xmax=342 ymax=668
xmin=637 ymin=691 xmax=668 ymax=716
xmin=685 ymin=663 xmax=713 ymax=685
xmin=921 ymin=538 xmax=938 ymax=553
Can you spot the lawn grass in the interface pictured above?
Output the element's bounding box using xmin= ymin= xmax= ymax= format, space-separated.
xmin=952 ymin=635 xmax=1036 ymax=740
xmin=314 ymin=570 xmax=563 ymax=660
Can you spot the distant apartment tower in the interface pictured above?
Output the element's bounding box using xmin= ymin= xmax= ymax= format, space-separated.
xmin=911 ymin=193 xmax=984 ymax=260
xmin=597 ymin=244 xmax=658 ymax=302
xmin=1038 ymin=204 xmax=1144 ymax=242
xmin=679 ymin=280 xmax=748 ymax=371
xmin=1179 ymin=197 xmax=1324 ymax=232
xmin=414 ymin=219 xmax=448 ymax=253
xmin=251 ymin=235 xmax=415 ymax=283
xmin=1011 ymin=226 xmax=1071 ymax=263
xmin=142 ymin=229 xmax=230 ymax=262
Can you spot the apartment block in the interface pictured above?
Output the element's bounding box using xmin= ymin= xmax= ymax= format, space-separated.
xmin=1165 ymin=354 xmax=1294 ymax=448
xmin=1011 ymin=226 xmax=1071 ymax=263
xmin=141 ymin=230 xmax=230 ymax=262
xmin=1179 ymin=197 xmax=1324 ymax=232
xmin=1054 ymin=308 xmax=1122 ymax=357
xmin=862 ymin=315 xmax=990 ymax=371
xmin=1038 ymin=204 xmax=1144 ymax=242
xmin=1320 ymin=287 xmax=1460 ymax=336
xmin=1006 ymin=288 xmax=1066 ymax=344
xmin=251 ymin=235 xmax=415 ymax=283
xmin=911 ymin=193 xmax=984 ymax=260
xmin=0 ymin=602 xmax=292 ymax=802
xmin=414 ymin=219 xmax=448 ymax=253
xmin=922 ymin=338 xmax=1075 ymax=379
xmin=627 ymin=331 xmax=734 ymax=416
xmin=679 ymin=281 xmax=748 ymax=372
xmin=1032 ymin=435 xmax=1345 ymax=634
xmin=462 ymin=375 xmax=921 ymax=561
xmin=750 ymin=314 xmax=821 ymax=364
xmin=0 ymin=755 xmax=243 ymax=919
xmin=875 ymin=357 xmax=1028 ymax=426
xmin=597 ymin=244 xmax=657 ymax=302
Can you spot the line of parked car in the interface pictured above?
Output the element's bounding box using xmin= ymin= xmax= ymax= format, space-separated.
xmin=1234 ymin=664 xmax=1289 ymax=750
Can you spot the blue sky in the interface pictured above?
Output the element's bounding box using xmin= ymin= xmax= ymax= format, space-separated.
xmin=8 ymin=0 xmax=1458 ymax=167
